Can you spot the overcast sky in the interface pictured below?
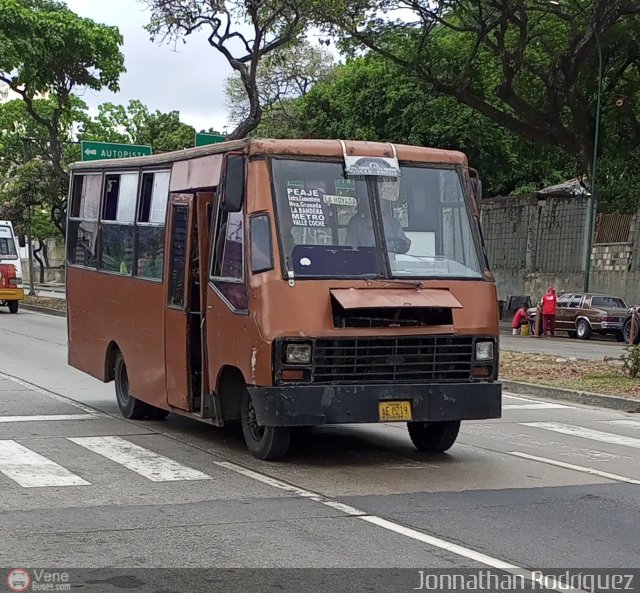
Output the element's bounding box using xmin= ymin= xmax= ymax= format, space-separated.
xmin=64 ymin=0 xmax=232 ymax=133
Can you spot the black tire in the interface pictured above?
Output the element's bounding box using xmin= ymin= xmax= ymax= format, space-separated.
xmin=240 ymin=386 xmax=291 ymax=460
xmin=8 ymin=301 xmax=18 ymax=314
xmin=623 ymin=317 xmax=640 ymax=345
xmin=567 ymin=331 xmax=577 ymax=339
xmin=616 ymin=330 xmax=625 ymax=343
xmin=576 ymin=319 xmax=592 ymax=340
xmin=407 ymin=420 xmax=461 ymax=453
xmin=114 ymin=351 xmax=150 ymax=420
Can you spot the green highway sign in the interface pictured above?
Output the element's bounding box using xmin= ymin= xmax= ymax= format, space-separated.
xmin=81 ymin=141 xmax=153 ymax=162
xmin=195 ymin=133 xmax=226 ymax=147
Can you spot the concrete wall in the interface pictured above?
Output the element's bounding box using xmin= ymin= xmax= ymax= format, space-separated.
xmin=481 ymin=193 xmax=640 ymax=308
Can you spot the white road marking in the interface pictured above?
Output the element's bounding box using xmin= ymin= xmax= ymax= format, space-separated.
xmin=214 ymin=460 xmax=582 ymax=592
xmin=0 ymin=414 xmax=98 ymax=423
xmin=523 ymin=422 xmax=640 ymax=449
xmin=0 ymin=371 xmax=98 ymax=414
xmin=504 ymin=403 xmax=569 ymax=410
xmin=507 ymin=451 xmax=640 ymax=485
xmin=503 ymin=394 xmax=546 ymax=403
xmin=0 ymin=440 xmax=89 ymax=488
xmin=68 ymin=436 xmax=211 ymax=482
xmin=608 ymin=420 xmax=640 ymax=429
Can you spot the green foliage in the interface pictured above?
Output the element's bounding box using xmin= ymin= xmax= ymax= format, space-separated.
xmin=258 ymin=55 xmax=574 ymax=196
xmin=79 ymin=100 xmax=196 ymax=153
xmin=0 ymin=0 xmax=124 ymax=96
xmin=314 ymin=0 xmax=640 ymax=207
xmin=0 ymin=158 xmax=65 ymax=239
xmin=621 ymin=345 xmax=640 ymax=379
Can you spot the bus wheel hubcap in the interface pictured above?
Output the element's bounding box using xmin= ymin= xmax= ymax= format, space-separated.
xmin=246 ymin=397 xmax=264 ymax=440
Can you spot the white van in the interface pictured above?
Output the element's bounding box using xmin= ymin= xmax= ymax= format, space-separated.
xmin=0 ymin=221 xmax=24 ymax=313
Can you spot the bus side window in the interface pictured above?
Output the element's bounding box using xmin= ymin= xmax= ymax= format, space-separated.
xmin=250 ymin=214 xmax=273 ymax=274
xmin=210 ymin=209 xmax=247 ymax=312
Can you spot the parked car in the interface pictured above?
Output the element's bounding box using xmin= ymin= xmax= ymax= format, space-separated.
xmin=527 ymin=293 xmax=628 ymax=340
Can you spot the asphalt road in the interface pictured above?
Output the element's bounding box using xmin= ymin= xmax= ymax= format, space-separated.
xmin=1 ymin=309 xmax=639 ymax=591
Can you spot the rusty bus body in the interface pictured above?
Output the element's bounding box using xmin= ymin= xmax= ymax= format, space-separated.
xmin=66 ymin=139 xmax=501 ymax=460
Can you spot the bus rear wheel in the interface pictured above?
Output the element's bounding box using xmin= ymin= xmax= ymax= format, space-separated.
xmin=407 ymin=420 xmax=461 ymax=453
xmin=114 ymin=352 xmax=150 ymax=420
xmin=8 ymin=301 xmax=18 ymax=314
xmin=240 ymin=387 xmax=290 ymax=460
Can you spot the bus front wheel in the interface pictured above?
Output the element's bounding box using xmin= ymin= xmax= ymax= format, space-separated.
xmin=407 ymin=420 xmax=461 ymax=453
xmin=240 ymin=387 xmax=291 ymax=460
xmin=114 ymin=352 xmax=150 ymax=420
xmin=8 ymin=301 xmax=18 ymax=314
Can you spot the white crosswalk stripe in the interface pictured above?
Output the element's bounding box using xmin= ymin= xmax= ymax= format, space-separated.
xmin=0 ymin=436 xmax=211 ymax=488
xmin=68 ymin=436 xmax=211 ymax=482
xmin=523 ymin=422 xmax=640 ymax=449
xmin=0 ymin=414 xmax=99 ymax=423
xmin=503 ymin=403 xmax=569 ymax=410
xmin=0 ymin=440 xmax=89 ymax=488
xmin=607 ymin=419 xmax=640 ymax=429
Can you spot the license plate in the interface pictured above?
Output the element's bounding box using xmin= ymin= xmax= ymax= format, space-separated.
xmin=378 ymin=400 xmax=413 ymax=422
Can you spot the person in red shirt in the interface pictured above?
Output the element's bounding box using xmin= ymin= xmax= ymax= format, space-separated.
xmin=512 ymin=306 xmax=529 ymax=335
xmin=541 ymin=287 xmax=558 ymax=336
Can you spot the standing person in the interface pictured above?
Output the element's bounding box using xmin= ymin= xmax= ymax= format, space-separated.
xmin=541 ymin=287 xmax=558 ymax=336
xmin=512 ymin=305 xmax=529 ymax=335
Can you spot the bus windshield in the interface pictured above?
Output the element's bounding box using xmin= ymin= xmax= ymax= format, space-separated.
xmin=0 ymin=225 xmax=18 ymax=260
xmin=272 ymin=159 xmax=484 ymax=279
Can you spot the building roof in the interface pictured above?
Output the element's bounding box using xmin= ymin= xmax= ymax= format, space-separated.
xmin=536 ymin=178 xmax=589 ymax=197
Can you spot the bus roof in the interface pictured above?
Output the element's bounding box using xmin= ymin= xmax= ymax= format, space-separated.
xmin=69 ymin=138 xmax=468 ymax=171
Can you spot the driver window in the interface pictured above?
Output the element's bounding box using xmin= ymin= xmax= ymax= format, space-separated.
xmin=569 ymin=295 xmax=583 ymax=308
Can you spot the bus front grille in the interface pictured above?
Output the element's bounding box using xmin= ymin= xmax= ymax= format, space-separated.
xmin=312 ymin=336 xmax=474 ymax=384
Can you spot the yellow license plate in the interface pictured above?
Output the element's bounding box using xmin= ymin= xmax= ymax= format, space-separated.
xmin=378 ymin=400 xmax=413 ymax=422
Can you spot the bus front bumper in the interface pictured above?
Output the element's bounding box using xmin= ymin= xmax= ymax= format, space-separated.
xmin=247 ymin=382 xmax=502 ymax=427
xmin=0 ymin=288 xmax=24 ymax=301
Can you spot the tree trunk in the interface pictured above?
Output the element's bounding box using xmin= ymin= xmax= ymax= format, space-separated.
xmin=42 ymin=240 xmax=50 ymax=268
xmin=33 ymin=239 xmax=45 ymax=284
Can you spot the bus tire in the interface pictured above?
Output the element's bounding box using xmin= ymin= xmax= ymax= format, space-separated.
xmin=114 ymin=351 xmax=150 ymax=420
xmin=8 ymin=301 xmax=18 ymax=314
xmin=407 ymin=420 xmax=461 ymax=453
xmin=240 ymin=386 xmax=291 ymax=460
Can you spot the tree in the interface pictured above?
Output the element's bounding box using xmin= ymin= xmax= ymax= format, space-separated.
xmin=80 ymin=100 xmax=197 ymax=152
xmin=319 ymin=0 xmax=640 ymax=181
xmin=0 ymin=158 xmax=65 ymax=282
xmin=0 ymin=0 xmax=125 ymax=231
xmin=142 ymin=0 xmax=308 ymax=138
xmin=258 ymin=54 xmax=574 ymax=196
xmin=224 ymin=40 xmax=335 ymax=129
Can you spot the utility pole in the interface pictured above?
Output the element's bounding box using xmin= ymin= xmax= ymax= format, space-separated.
xmin=582 ymin=38 xmax=603 ymax=292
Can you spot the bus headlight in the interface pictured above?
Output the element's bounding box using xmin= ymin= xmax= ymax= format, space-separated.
xmin=475 ymin=340 xmax=494 ymax=361
xmin=286 ymin=343 xmax=312 ymax=364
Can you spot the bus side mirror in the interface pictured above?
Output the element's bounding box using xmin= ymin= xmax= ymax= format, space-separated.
xmin=18 ymin=234 xmax=26 ymax=248
xmin=221 ymin=153 xmax=245 ymax=213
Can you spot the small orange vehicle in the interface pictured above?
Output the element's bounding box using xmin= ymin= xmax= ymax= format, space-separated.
xmin=0 ymin=221 xmax=24 ymax=314
xmin=66 ymin=139 xmax=501 ymax=459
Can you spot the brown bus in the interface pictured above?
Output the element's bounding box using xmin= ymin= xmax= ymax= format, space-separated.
xmin=66 ymin=139 xmax=501 ymax=460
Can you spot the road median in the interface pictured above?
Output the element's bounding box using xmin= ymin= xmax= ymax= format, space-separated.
xmin=501 ymin=379 xmax=640 ymax=412
xmin=20 ymin=295 xmax=66 ymax=317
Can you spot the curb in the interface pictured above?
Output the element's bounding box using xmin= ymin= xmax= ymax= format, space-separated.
xmin=502 ymin=379 xmax=640 ymax=413
xmin=20 ymin=304 xmax=66 ymax=318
